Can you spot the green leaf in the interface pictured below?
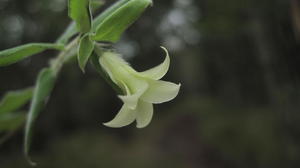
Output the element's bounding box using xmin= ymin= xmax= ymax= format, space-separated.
xmin=56 ymin=1 xmax=106 ymax=44
xmin=0 ymin=43 xmax=64 ymax=67
xmin=91 ymin=0 xmax=105 ymax=12
xmin=0 ymin=88 xmax=33 ymax=115
xmin=56 ymin=0 xmax=127 ymax=44
xmin=68 ymin=0 xmax=92 ymax=33
xmin=92 ymin=0 xmax=152 ymax=42
xmin=78 ymin=34 xmax=95 ymax=72
xmin=0 ymin=112 xmax=26 ymax=132
xmin=24 ymin=68 xmax=56 ymax=165
xmin=92 ymin=0 xmax=131 ymax=31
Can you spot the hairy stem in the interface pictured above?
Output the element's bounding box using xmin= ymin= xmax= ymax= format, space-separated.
xmin=50 ymin=37 xmax=79 ymax=74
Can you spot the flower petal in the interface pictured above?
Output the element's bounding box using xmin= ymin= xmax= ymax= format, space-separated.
xmin=103 ymin=104 xmax=137 ymax=128
xmin=139 ymin=47 xmax=170 ymax=80
xmin=136 ymin=100 xmax=153 ymax=128
xmin=118 ymin=79 xmax=148 ymax=110
xmin=141 ymin=80 xmax=181 ymax=104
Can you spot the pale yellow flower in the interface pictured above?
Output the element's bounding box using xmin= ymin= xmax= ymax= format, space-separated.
xmin=99 ymin=47 xmax=180 ymax=128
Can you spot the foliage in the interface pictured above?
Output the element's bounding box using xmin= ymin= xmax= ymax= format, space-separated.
xmin=0 ymin=0 xmax=170 ymax=165
xmin=0 ymin=88 xmax=33 ymax=146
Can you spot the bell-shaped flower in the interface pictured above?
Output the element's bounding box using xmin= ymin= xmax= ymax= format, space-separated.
xmin=99 ymin=47 xmax=180 ymax=128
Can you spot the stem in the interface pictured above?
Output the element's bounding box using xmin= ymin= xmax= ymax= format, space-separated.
xmin=50 ymin=37 xmax=79 ymax=74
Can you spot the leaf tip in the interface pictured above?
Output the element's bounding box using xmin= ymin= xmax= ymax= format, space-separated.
xmin=79 ymin=64 xmax=86 ymax=73
xmin=77 ymin=51 xmax=87 ymax=73
xmin=25 ymin=155 xmax=37 ymax=167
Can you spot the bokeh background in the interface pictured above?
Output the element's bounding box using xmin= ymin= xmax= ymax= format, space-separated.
xmin=1 ymin=0 xmax=300 ymax=167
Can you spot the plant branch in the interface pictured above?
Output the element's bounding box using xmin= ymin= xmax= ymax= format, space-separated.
xmin=50 ymin=38 xmax=79 ymax=74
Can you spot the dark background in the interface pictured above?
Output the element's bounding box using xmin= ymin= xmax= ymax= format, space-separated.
xmin=1 ymin=0 xmax=300 ymax=167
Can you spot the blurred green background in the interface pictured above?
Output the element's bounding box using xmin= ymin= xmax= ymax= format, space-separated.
xmin=1 ymin=0 xmax=300 ymax=167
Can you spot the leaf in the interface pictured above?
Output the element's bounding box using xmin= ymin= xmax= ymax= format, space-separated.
xmin=0 ymin=43 xmax=64 ymax=67
xmin=0 ymin=112 xmax=26 ymax=132
xmin=92 ymin=0 xmax=131 ymax=31
xmin=78 ymin=34 xmax=95 ymax=72
xmin=24 ymin=68 xmax=56 ymax=165
xmin=68 ymin=0 xmax=92 ymax=33
xmin=91 ymin=0 xmax=105 ymax=12
xmin=0 ymin=88 xmax=33 ymax=115
xmin=56 ymin=0 xmax=127 ymax=44
xmin=56 ymin=2 xmax=106 ymax=44
xmin=92 ymin=0 xmax=152 ymax=42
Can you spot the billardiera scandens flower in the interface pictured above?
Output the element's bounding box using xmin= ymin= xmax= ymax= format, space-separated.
xmin=99 ymin=47 xmax=181 ymax=128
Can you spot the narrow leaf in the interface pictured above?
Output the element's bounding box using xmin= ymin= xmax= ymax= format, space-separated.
xmin=0 ymin=43 xmax=64 ymax=67
xmin=91 ymin=0 xmax=105 ymax=12
xmin=92 ymin=0 xmax=131 ymax=31
xmin=68 ymin=0 xmax=92 ymax=33
xmin=78 ymin=34 xmax=95 ymax=72
xmin=0 ymin=88 xmax=33 ymax=115
xmin=56 ymin=0 xmax=126 ymax=44
xmin=93 ymin=0 xmax=152 ymax=42
xmin=24 ymin=68 xmax=56 ymax=165
xmin=0 ymin=112 xmax=26 ymax=132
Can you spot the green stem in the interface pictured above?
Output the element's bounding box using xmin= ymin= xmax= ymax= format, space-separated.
xmin=50 ymin=37 xmax=79 ymax=74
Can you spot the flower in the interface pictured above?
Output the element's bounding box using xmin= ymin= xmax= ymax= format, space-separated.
xmin=99 ymin=47 xmax=181 ymax=128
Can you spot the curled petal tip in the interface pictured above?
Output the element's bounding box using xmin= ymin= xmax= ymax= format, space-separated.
xmin=172 ymin=83 xmax=181 ymax=98
xmin=139 ymin=46 xmax=170 ymax=80
xmin=103 ymin=120 xmax=132 ymax=128
xmin=160 ymin=46 xmax=168 ymax=51
xmin=136 ymin=124 xmax=147 ymax=129
xmin=103 ymin=104 xmax=137 ymax=128
xmin=141 ymin=80 xmax=181 ymax=104
xmin=160 ymin=46 xmax=169 ymax=56
xmin=103 ymin=122 xmax=121 ymax=128
xmin=136 ymin=121 xmax=151 ymax=129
